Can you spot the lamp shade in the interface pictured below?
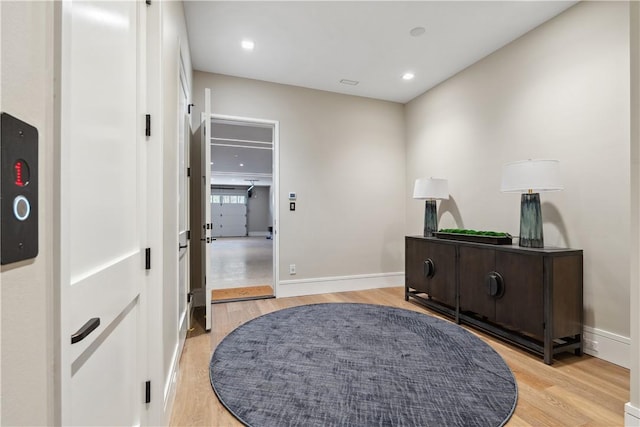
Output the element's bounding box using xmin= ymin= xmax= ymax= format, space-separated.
xmin=413 ymin=178 xmax=449 ymax=200
xmin=500 ymin=159 xmax=563 ymax=193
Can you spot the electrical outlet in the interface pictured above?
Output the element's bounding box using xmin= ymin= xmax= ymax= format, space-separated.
xmin=289 ymin=264 xmax=296 ymax=275
xmin=584 ymin=338 xmax=599 ymax=352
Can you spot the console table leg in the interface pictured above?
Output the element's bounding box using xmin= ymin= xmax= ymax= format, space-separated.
xmin=404 ymin=286 xmax=409 ymax=301
xmin=575 ymin=334 xmax=583 ymax=356
xmin=544 ymin=331 xmax=553 ymax=365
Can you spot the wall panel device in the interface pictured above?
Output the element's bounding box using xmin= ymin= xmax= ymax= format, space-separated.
xmin=1 ymin=113 xmax=38 ymax=264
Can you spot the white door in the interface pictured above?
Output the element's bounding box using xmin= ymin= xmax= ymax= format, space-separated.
xmin=178 ymin=58 xmax=190 ymax=336
xmin=202 ymin=89 xmax=213 ymax=330
xmin=59 ymin=1 xmax=147 ymax=425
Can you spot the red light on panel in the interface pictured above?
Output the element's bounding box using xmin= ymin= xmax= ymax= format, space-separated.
xmin=13 ymin=159 xmax=29 ymax=187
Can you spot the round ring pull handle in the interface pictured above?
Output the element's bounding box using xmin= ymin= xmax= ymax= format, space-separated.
xmin=486 ymin=271 xmax=505 ymax=298
xmin=423 ymin=258 xmax=435 ymax=278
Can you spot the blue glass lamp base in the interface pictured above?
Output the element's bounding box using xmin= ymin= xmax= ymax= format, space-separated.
xmin=519 ymin=193 xmax=543 ymax=248
xmin=423 ymin=200 xmax=438 ymax=237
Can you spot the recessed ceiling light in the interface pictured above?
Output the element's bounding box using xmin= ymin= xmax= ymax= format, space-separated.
xmin=241 ymin=40 xmax=255 ymax=51
xmin=239 ymin=163 xmax=244 ymax=167
xmin=409 ymin=27 xmax=426 ymax=37
xmin=340 ymin=79 xmax=359 ymax=86
xmin=402 ymin=72 xmax=415 ymax=81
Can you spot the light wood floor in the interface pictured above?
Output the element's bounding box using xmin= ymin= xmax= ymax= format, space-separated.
xmin=170 ymin=287 xmax=630 ymax=426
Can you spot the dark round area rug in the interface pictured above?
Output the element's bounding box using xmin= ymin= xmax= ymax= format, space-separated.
xmin=210 ymin=303 xmax=517 ymax=427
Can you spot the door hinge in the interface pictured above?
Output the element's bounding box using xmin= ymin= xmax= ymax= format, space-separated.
xmin=145 ymin=114 xmax=151 ymax=136
xmin=187 ymin=230 xmax=191 ymax=240
xmin=187 ymin=292 xmax=192 ymax=303
xmin=188 ymin=103 xmax=194 ymax=114
xmin=145 ymin=380 xmax=151 ymax=403
xmin=187 ymin=167 xmax=191 ymax=177
xmin=145 ymin=0 xmax=151 ymax=6
xmin=145 ymin=248 xmax=151 ymax=270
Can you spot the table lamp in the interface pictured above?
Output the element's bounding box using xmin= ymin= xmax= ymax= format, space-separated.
xmin=500 ymin=159 xmax=562 ymax=248
xmin=413 ymin=177 xmax=449 ymax=237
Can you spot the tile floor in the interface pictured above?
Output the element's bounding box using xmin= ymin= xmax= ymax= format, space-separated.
xmin=209 ymin=236 xmax=273 ymax=290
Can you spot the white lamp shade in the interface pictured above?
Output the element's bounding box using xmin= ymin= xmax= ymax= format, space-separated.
xmin=500 ymin=159 xmax=563 ymax=193
xmin=413 ymin=178 xmax=449 ymax=200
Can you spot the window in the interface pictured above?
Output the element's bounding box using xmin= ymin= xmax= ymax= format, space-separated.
xmin=211 ymin=193 xmax=246 ymax=205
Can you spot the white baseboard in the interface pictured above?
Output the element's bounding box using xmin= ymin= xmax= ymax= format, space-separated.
xmin=582 ymin=325 xmax=630 ymax=368
xmin=162 ymin=342 xmax=181 ymax=426
xmin=248 ymin=231 xmax=270 ymax=237
xmin=626 ymin=402 xmax=640 ymax=426
xmin=277 ymin=272 xmax=403 ymax=298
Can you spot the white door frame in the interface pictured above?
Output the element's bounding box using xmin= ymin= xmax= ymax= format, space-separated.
xmin=210 ymin=113 xmax=279 ymax=297
xmin=204 ymin=113 xmax=279 ymax=330
xmin=202 ymin=91 xmax=213 ymax=330
xmin=143 ymin=0 xmax=163 ymax=424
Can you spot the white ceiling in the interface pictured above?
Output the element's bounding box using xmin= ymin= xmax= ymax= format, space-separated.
xmin=184 ymin=1 xmax=577 ymax=104
xmin=210 ymin=119 xmax=274 ymax=187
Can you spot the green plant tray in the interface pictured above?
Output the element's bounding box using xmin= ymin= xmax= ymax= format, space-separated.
xmin=434 ymin=232 xmax=513 ymax=245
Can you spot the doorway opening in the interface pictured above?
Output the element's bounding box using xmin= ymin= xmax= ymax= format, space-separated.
xmin=209 ymin=117 xmax=278 ymax=303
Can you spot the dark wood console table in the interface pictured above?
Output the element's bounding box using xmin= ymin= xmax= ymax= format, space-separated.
xmin=405 ymin=236 xmax=583 ymax=364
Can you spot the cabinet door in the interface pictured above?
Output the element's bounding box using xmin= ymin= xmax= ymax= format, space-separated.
xmin=459 ymin=246 xmax=496 ymax=320
xmin=424 ymin=241 xmax=456 ymax=307
xmin=495 ymin=252 xmax=543 ymax=338
xmin=405 ymin=238 xmax=428 ymax=293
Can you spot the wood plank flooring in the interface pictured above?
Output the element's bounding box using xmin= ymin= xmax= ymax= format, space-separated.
xmin=170 ymin=287 xmax=630 ymax=427
xmin=211 ymin=285 xmax=274 ymax=303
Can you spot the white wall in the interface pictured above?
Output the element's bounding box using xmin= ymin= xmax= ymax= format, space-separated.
xmin=248 ymin=186 xmax=271 ymax=235
xmin=406 ymin=1 xmax=630 ymax=364
xmin=0 ymin=2 xmax=55 ymax=425
xmin=193 ymin=73 xmax=406 ymax=293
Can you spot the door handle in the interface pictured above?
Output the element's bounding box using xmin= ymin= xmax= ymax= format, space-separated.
xmin=71 ymin=317 xmax=100 ymax=344
xmin=423 ymin=258 xmax=435 ymax=278
xmin=486 ymin=271 xmax=505 ymax=298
